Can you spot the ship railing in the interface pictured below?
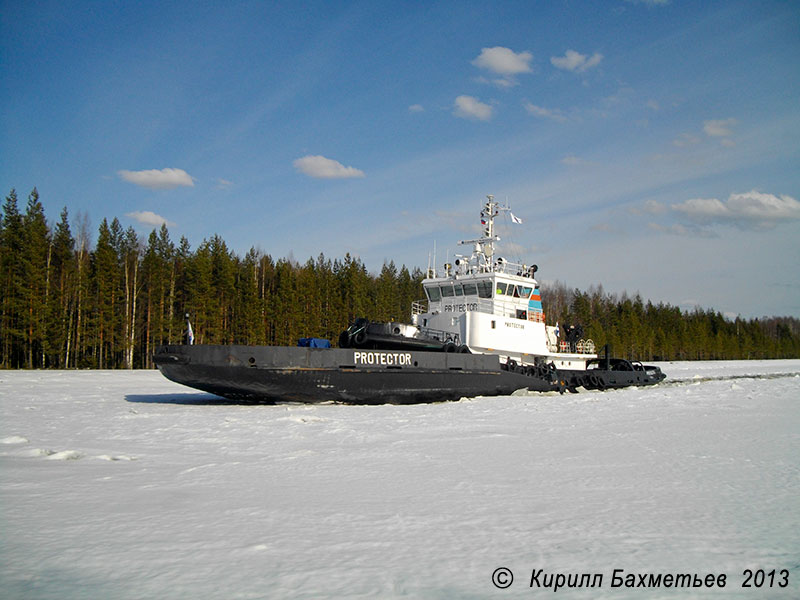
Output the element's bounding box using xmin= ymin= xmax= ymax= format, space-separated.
xmin=412 ymin=300 xmax=428 ymax=315
xmin=418 ymin=326 xmax=460 ymax=346
xmin=557 ymin=339 xmax=596 ymax=354
xmin=491 ymin=258 xmax=538 ymax=278
xmin=443 ymin=257 xmax=538 ymax=278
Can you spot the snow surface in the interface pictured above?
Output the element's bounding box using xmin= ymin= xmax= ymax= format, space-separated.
xmin=1 ymin=361 xmax=799 ymax=599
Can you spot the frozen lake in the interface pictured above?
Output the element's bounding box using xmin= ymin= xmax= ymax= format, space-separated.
xmin=2 ymin=361 xmax=799 ymax=598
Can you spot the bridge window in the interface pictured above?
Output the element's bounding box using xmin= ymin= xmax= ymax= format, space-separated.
xmin=462 ymin=282 xmax=478 ymax=296
xmin=496 ymin=282 xmax=508 ymax=296
xmin=477 ymin=280 xmax=492 ymax=298
xmin=454 ymin=283 xmax=464 ymax=296
xmin=440 ymin=284 xmax=454 ymax=298
xmin=426 ymin=286 xmax=441 ymax=302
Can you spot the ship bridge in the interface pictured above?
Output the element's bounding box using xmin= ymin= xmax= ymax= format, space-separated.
xmin=416 ymin=266 xmax=544 ymax=324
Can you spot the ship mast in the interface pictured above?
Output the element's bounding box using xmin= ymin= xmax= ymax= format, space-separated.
xmin=458 ymin=194 xmax=508 ymax=271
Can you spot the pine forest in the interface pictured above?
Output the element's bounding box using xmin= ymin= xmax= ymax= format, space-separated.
xmin=2 ymin=188 xmax=799 ymax=370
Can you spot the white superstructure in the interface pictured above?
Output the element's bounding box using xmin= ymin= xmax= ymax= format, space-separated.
xmin=410 ymin=195 xmax=596 ymax=370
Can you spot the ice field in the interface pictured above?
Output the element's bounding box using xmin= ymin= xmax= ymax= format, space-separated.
xmin=1 ymin=361 xmax=799 ymax=599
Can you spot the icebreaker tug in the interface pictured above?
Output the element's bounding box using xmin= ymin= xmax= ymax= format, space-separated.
xmin=155 ymin=195 xmax=665 ymax=403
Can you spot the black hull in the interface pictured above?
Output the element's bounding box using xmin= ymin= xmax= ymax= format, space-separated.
xmin=154 ymin=345 xmax=556 ymax=404
xmin=559 ymin=364 xmax=666 ymax=392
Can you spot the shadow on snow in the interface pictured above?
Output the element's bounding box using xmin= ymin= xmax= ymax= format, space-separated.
xmin=125 ymin=393 xmax=278 ymax=406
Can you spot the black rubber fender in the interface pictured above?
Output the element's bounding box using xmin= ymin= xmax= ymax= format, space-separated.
xmin=338 ymin=331 xmax=351 ymax=348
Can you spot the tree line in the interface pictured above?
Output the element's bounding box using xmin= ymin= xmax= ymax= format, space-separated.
xmin=2 ymin=188 xmax=798 ymax=369
xmin=541 ymin=282 xmax=799 ymax=361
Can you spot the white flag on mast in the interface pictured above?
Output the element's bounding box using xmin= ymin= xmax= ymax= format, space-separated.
xmin=185 ymin=314 xmax=194 ymax=345
xmin=510 ymin=212 xmax=523 ymax=224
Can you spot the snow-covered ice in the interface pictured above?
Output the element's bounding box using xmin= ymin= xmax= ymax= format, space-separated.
xmin=1 ymin=361 xmax=799 ymax=599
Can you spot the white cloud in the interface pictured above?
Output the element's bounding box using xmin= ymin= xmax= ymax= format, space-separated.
xmin=703 ymin=118 xmax=737 ymax=138
xmin=125 ymin=211 xmax=175 ymax=227
xmin=453 ymin=95 xmax=493 ymax=121
xmin=408 ymin=104 xmax=424 ymax=113
xmin=673 ymin=119 xmax=737 ymax=148
xmin=118 ymin=168 xmax=194 ymax=190
xmin=673 ymin=197 xmax=734 ymax=219
xmin=671 ymin=190 xmax=800 ymax=230
xmin=551 ymin=50 xmax=603 ymax=73
xmin=293 ymin=155 xmax=365 ymax=179
xmin=523 ymin=102 xmax=567 ymax=122
xmin=472 ymin=46 xmax=533 ymax=75
xmin=472 ymin=47 xmax=533 ymax=88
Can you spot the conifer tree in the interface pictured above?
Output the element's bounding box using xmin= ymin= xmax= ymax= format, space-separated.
xmin=172 ymin=235 xmax=192 ymax=344
xmin=48 ymin=207 xmax=76 ymax=367
xmin=22 ymin=189 xmax=50 ymax=367
xmin=72 ymin=211 xmax=92 ymax=367
xmin=1 ymin=190 xmax=25 ymax=367
xmin=375 ymin=261 xmax=399 ymax=321
xmin=235 ymin=247 xmax=263 ymax=345
xmin=92 ymin=219 xmax=118 ymax=368
xmin=141 ymin=225 xmax=175 ymax=366
xmin=209 ymin=235 xmax=236 ymax=343
xmin=120 ymin=226 xmax=141 ymax=368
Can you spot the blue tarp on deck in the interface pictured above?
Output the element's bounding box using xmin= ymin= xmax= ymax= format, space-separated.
xmin=297 ymin=337 xmax=332 ymax=348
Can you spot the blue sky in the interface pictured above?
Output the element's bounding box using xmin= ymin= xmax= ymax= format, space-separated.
xmin=2 ymin=0 xmax=799 ymax=318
